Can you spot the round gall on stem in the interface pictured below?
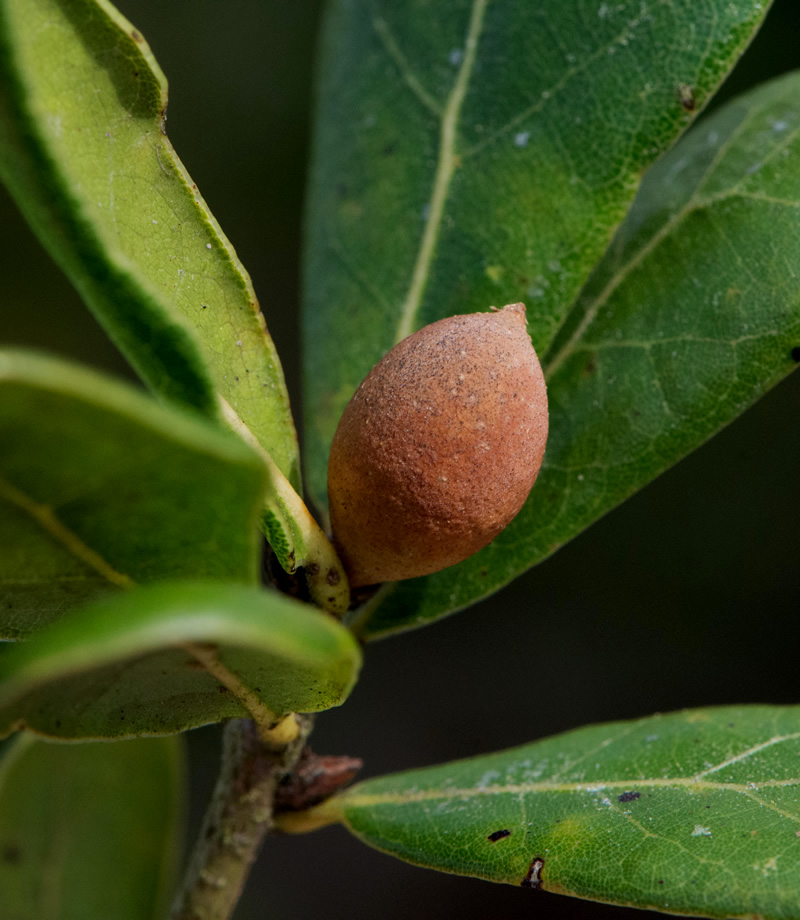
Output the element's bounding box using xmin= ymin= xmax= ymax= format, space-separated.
xmin=327 ymin=303 xmax=548 ymax=587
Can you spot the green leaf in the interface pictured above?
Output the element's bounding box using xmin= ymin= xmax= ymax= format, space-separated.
xmin=0 ymin=732 xmax=184 ymax=920
xmin=354 ymin=68 xmax=800 ymax=639
xmin=303 ymin=0 xmax=770 ymax=510
xmin=0 ymin=580 xmax=362 ymax=740
xmin=304 ymin=705 xmax=800 ymax=919
xmin=0 ymin=0 xmax=300 ymax=488
xmin=0 ymin=350 xmax=267 ymax=638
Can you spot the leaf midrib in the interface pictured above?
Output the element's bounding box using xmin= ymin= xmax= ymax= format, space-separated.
xmin=0 ymin=475 xmax=133 ymax=588
xmin=392 ymin=0 xmax=488 ymax=344
xmin=345 ymin=729 xmax=800 ymax=817
xmin=345 ymin=774 xmax=800 ymax=807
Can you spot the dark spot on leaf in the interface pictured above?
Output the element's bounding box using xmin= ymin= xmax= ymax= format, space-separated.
xmin=326 ymin=568 xmax=340 ymax=586
xmin=55 ymin=720 xmax=61 ymax=728
xmin=201 ymin=304 xmax=207 ymax=309
xmin=521 ymin=857 xmax=545 ymax=890
xmin=218 ymin=686 xmax=228 ymax=694
xmin=658 ymin=880 xmax=664 ymax=885
xmin=131 ymin=29 xmax=143 ymax=42
xmin=791 ymin=346 xmax=800 ymax=362
xmin=2 ymin=844 xmax=22 ymax=864
xmin=306 ymin=563 xmax=320 ymax=576
xmin=382 ymin=142 xmax=397 ymax=156
xmin=254 ymin=687 xmax=261 ymax=693
xmin=583 ymin=357 xmax=597 ymax=375
xmin=618 ymin=791 xmax=640 ymax=803
xmin=488 ymin=829 xmax=511 ymax=842
xmin=133 ymin=71 xmax=139 ymax=78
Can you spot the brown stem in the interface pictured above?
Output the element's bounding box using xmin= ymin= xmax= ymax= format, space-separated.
xmin=171 ymin=716 xmax=313 ymax=920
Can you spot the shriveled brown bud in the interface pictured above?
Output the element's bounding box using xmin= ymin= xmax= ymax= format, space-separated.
xmin=327 ymin=303 xmax=548 ymax=587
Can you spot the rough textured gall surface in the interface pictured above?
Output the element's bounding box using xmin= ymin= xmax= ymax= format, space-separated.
xmin=327 ymin=304 xmax=548 ymax=587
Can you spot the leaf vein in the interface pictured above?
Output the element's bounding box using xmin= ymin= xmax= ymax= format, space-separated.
xmin=370 ymin=12 xmax=442 ymax=117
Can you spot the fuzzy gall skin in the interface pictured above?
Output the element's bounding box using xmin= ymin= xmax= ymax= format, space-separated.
xmin=327 ymin=303 xmax=548 ymax=588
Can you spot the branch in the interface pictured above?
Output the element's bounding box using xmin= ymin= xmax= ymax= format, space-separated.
xmin=171 ymin=716 xmax=313 ymax=920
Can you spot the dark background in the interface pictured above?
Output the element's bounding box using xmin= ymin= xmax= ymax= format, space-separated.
xmin=2 ymin=3 xmax=799 ymax=918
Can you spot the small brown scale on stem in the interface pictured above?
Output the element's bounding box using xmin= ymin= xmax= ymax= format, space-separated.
xmin=328 ymin=304 xmax=548 ymax=587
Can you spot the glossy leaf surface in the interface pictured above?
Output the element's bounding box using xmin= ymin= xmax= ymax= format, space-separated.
xmin=0 ymin=581 xmax=362 ymax=739
xmin=304 ymin=0 xmax=769 ymax=509
xmin=0 ymin=350 xmax=267 ymax=638
xmin=0 ymin=0 xmax=300 ymax=487
xmin=319 ymin=706 xmax=800 ymax=919
xmin=354 ymin=68 xmax=800 ymax=638
xmin=0 ymin=733 xmax=184 ymax=920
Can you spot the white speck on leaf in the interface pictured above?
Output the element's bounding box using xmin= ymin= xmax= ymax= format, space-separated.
xmin=514 ymin=132 xmax=530 ymax=148
xmin=691 ymin=825 xmax=712 ymax=837
xmin=206 ymin=243 xmax=212 ymax=249
xmin=755 ymin=856 xmax=779 ymax=877
xmin=448 ymin=48 xmax=463 ymax=66
xmin=476 ymin=770 xmax=500 ymax=790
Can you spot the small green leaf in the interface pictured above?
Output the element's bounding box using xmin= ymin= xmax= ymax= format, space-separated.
xmin=0 ymin=350 xmax=267 ymax=638
xmin=0 ymin=580 xmax=362 ymax=740
xmin=0 ymin=732 xmax=184 ymax=920
xmin=308 ymin=705 xmax=800 ymax=919
xmin=0 ymin=0 xmax=300 ymax=488
xmin=303 ymin=0 xmax=770 ymax=510
xmin=356 ymin=69 xmax=800 ymax=639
